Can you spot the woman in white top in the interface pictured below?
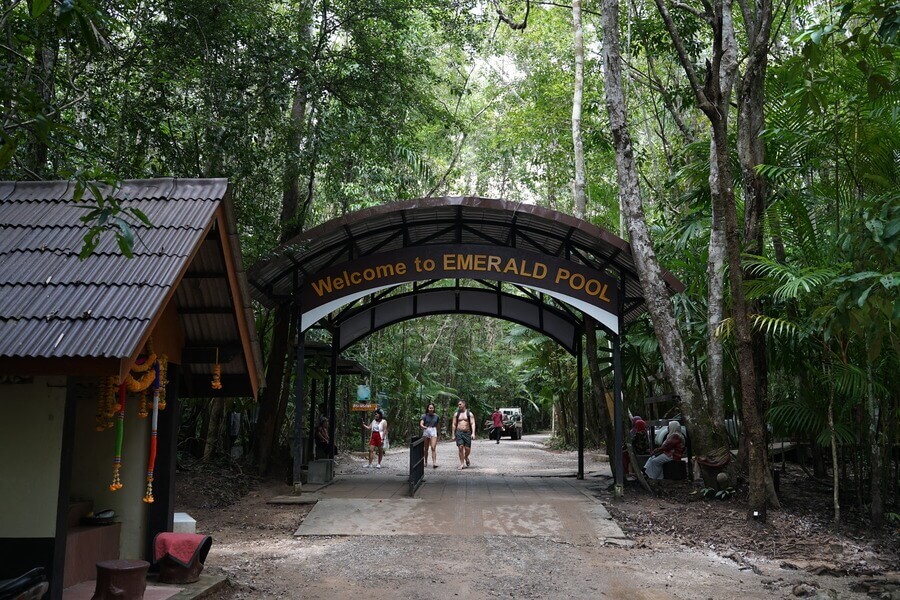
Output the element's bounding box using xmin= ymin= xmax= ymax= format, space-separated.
xmin=363 ymin=409 xmax=388 ymax=468
xmin=420 ymin=403 xmax=440 ymax=469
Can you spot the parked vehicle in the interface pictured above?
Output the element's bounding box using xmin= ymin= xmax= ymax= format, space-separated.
xmin=484 ymin=407 xmax=523 ymax=440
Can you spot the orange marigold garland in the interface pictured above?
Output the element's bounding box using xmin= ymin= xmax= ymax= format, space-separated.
xmin=126 ymin=368 xmax=155 ymax=393
xmin=94 ymin=376 xmax=118 ymax=431
xmin=109 ymin=382 xmax=126 ymax=491
xmin=211 ymin=348 xmax=222 ymax=390
xmin=158 ymin=355 xmax=168 ymax=410
xmin=103 ymin=338 xmax=170 ymax=499
xmin=143 ymin=361 xmax=161 ymax=503
xmin=138 ymin=389 xmax=148 ymax=419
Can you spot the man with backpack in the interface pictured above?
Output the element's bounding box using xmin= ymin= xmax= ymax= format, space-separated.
xmin=452 ymin=400 xmax=476 ymax=470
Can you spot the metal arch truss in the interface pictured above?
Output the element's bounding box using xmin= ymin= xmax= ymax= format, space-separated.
xmin=322 ymin=279 xmax=588 ymax=356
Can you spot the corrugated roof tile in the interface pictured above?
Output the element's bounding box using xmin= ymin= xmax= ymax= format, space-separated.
xmin=0 ymin=252 xmax=184 ymax=286
xmin=0 ymin=178 xmax=226 ymax=359
xmin=0 ymin=197 xmax=218 ymax=228
xmin=0 ymin=225 xmax=201 ymax=255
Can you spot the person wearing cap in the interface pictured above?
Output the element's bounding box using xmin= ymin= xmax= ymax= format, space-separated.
xmin=363 ymin=409 xmax=388 ymax=468
xmin=643 ymin=420 xmax=684 ymax=480
xmin=623 ymin=416 xmax=649 ymax=477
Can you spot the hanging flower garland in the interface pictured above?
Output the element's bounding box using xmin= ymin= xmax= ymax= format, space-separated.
xmin=105 ymin=338 xmax=169 ymax=496
xmin=109 ymin=382 xmax=126 ymax=491
xmin=126 ymin=368 xmax=156 ymax=394
xmin=211 ymin=348 xmax=222 ymax=390
xmin=95 ymin=376 xmax=118 ymax=431
xmin=158 ymin=355 xmax=169 ymax=410
xmin=143 ymin=361 xmax=161 ymax=503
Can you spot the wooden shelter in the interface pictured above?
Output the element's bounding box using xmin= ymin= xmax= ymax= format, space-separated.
xmin=0 ymin=178 xmax=262 ymax=599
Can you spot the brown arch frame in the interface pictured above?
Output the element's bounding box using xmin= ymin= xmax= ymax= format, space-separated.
xmin=248 ymin=197 xmax=684 ymax=494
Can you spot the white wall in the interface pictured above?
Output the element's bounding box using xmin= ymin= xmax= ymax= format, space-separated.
xmin=0 ymin=377 xmax=67 ymax=537
xmin=70 ymin=382 xmax=150 ymax=559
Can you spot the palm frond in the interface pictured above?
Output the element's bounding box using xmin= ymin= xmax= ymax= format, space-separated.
xmin=750 ymin=313 xmax=800 ymax=338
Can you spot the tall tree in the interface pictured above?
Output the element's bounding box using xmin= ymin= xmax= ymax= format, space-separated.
xmin=599 ymin=0 xmax=731 ymax=485
xmin=650 ymin=0 xmax=778 ymax=515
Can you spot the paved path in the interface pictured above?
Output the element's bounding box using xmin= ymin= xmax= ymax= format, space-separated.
xmin=293 ymin=435 xmax=628 ymax=543
xmin=206 ymin=434 xmax=804 ymax=600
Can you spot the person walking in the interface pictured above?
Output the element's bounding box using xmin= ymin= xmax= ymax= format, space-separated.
xmin=452 ymin=400 xmax=476 ymax=470
xmin=643 ymin=420 xmax=684 ymax=480
xmin=490 ymin=408 xmax=504 ymax=444
xmin=363 ymin=409 xmax=388 ymax=469
xmin=420 ymin=403 xmax=440 ymax=468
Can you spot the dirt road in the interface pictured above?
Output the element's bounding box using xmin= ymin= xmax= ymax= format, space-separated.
xmin=191 ymin=435 xmax=886 ymax=599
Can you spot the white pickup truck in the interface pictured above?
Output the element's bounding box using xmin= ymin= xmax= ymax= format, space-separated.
xmin=485 ymin=407 xmax=523 ymax=440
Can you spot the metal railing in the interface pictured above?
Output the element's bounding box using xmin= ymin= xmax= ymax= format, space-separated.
xmin=409 ymin=435 xmax=426 ymax=496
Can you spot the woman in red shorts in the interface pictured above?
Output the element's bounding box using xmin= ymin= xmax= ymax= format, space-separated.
xmin=363 ymin=409 xmax=388 ymax=468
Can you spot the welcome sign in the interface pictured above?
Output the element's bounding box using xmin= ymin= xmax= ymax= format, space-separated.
xmin=300 ymin=244 xmax=619 ymax=317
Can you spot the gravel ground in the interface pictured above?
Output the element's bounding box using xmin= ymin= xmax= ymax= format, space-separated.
xmin=183 ymin=436 xmax=898 ymax=600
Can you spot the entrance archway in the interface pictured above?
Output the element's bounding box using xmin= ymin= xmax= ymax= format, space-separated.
xmin=248 ymin=197 xmax=684 ymax=494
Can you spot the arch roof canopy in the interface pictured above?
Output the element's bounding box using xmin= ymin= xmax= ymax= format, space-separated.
xmin=248 ymin=197 xmax=684 ymax=324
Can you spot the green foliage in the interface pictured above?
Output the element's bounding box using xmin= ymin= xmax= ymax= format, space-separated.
xmin=1 ymin=0 xmax=897 ymax=515
xmin=696 ymin=486 xmax=735 ymax=500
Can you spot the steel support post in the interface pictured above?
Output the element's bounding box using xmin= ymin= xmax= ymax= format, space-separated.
xmin=293 ymin=327 xmax=306 ymax=493
xmin=330 ymin=331 xmax=339 ymax=459
xmin=613 ymin=274 xmax=625 ymax=497
xmin=577 ymin=336 xmax=585 ymax=479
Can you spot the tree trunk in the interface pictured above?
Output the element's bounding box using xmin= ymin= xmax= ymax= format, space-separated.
xmin=571 ymin=0 xmax=586 ymax=218
xmin=705 ymin=0 xmax=737 ymax=432
xmin=867 ymin=362 xmax=883 ymax=526
xmin=570 ymin=1 xmax=608 ymax=453
xmin=651 ymin=0 xmax=778 ymax=516
xmin=735 ymin=0 xmax=776 ymax=509
xmin=828 ymin=386 xmax=840 ymax=524
xmin=254 ymin=305 xmax=293 ymax=473
xmin=599 ymin=0 xmax=730 ymax=484
xmin=252 ymin=3 xmax=315 ymax=472
xmin=715 ymin=119 xmax=778 ymax=516
xmin=203 ymin=398 xmax=225 ymax=462
xmin=29 ymin=25 xmax=59 ymax=177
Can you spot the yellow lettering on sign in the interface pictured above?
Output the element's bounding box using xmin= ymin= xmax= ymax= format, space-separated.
xmin=311 ymin=278 xmax=333 ymax=297
xmin=553 ymin=267 xmax=612 ymax=303
xmin=376 ymin=264 xmax=396 ymax=278
xmin=309 ymin=262 xmax=408 ymax=298
xmin=503 ymin=258 xmax=519 ymax=275
xmin=487 ymin=255 xmax=502 ymax=272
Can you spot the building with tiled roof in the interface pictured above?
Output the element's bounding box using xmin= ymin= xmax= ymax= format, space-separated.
xmin=0 ymin=178 xmax=262 ymax=599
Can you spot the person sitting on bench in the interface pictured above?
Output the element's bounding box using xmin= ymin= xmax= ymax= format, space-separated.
xmin=643 ymin=421 xmax=684 ymax=480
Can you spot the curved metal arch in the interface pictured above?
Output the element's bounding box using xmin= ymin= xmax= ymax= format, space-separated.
xmin=248 ymin=197 xmax=685 ymax=325
xmin=331 ymin=285 xmax=585 ymax=355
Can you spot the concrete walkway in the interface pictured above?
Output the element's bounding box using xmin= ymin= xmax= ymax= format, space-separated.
xmin=294 ymin=469 xmax=628 ymax=544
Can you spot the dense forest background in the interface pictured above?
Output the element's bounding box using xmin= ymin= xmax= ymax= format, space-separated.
xmin=2 ymin=0 xmax=897 ymax=524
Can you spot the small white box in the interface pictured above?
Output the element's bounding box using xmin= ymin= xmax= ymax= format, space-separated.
xmin=173 ymin=512 xmax=196 ymax=534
